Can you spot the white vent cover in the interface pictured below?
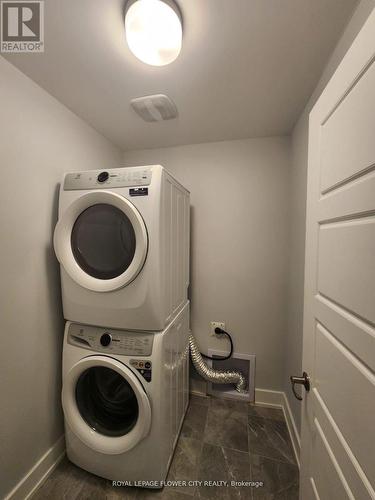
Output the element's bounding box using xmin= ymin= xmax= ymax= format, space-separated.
xmin=207 ymin=350 xmax=256 ymax=402
xmin=130 ymin=94 xmax=178 ymax=122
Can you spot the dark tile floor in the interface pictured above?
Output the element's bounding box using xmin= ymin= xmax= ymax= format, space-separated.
xmin=33 ymin=395 xmax=299 ymax=500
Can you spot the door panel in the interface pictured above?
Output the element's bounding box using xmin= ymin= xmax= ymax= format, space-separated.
xmin=320 ymin=60 xmax=375 ymax=193
xmin=317 ymin=217 xmax=375 ymax=322
xmin=314 ymin=324 xmax=375 ymax=486
xmin=301 ymin=8 xmax=375 ymax=499
xmin=314 ymin=295 xmax=375 ymax=372
xmin=318 ymin=170 xmax=375 ymax=222
xmin=311 ymin=418 xmax=354 ymax=500
xmin=312 ymin=390 xmax=374 ymax=500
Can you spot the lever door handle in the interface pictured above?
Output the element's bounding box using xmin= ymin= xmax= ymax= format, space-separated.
xmin=290 ymin=372 xmax=310 ymax=401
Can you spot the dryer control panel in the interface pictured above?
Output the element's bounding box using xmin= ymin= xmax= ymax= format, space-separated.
xmin=67 ymin=323 xmax=154 ymax=356
xmin=63 ymin=166 xmax=153 ymax=190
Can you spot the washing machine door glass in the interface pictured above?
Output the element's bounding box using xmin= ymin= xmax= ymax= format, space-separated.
xmin=62 ymin=356 xmax=151 ymax=455
xmin=75 ymin=366 xmax=139 ymax=436
xmin=71 ymin=204 xmax=136 ymax=280
xmin=53 ymin=191 xmax=148 ymax=292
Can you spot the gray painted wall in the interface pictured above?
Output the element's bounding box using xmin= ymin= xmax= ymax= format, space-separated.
xmin=0 ymin=56 xmax=122 ymax=499
xmin=123 ymin=137 xmax=291 ymax=392
xmin=284 ymin=0 xmax=375 ymax=434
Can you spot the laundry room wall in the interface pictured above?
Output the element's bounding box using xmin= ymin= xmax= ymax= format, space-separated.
xmin=123 ymin=136 xmax=291 ymax=393
xmin=284 ymin=0 xmax=375 ymax=439
xmin=0 ymin=56 xmax=122 ymax=500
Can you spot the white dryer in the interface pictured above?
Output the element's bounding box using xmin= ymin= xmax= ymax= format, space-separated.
xmin=54 ymin=165 xmax=190 ymax=330
xmin=62 ymin=303 xmax=190 ymax=485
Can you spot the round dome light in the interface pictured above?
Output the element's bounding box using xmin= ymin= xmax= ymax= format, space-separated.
xmin=125 ymin=0 xmax=182 ymax=66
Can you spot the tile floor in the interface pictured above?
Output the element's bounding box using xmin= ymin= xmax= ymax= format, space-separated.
xmin=33 ymin=395 xmax=299 ymax=499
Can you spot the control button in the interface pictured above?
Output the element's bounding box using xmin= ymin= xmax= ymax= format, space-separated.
xmin=97 ymin=171 xmax=109 ymax=183
xmin=145 ymin=362 xmax=151 ymax=369
xmin=100 ymin=333 xmax=112 ymax=347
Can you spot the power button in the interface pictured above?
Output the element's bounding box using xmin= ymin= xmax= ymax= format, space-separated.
xmin=97 ymin=171 xmax=109 ymax=183
xmin=100 ymin=333 xmax=112 ymax=347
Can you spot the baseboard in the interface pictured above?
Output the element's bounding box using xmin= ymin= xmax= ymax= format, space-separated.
xmin=255 ymin=388 xmax=301 ymax=468
xmin=5 ymin=435 xmax=66 ymax=500
xmin=254 ymin=388 xmax=285 ymax=407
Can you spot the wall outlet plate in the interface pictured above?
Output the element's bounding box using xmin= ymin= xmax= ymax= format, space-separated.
xmin=210 ymin=321 xmax=225 ymax=336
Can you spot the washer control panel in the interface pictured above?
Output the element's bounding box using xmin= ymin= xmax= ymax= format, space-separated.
xmin=63 ymin=166 xmax=153 ymax=190
xmin=68 ymin=323 xmax=154 ymax=356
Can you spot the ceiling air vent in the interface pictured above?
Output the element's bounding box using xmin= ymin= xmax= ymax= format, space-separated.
xmin=130 ymin=94 xmax=178 ymax=122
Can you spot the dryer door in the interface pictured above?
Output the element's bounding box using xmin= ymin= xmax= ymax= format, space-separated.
xmin=54 ymin=191 xmax=148 ymax=292
xmin=62 ymin=355 xmax=151 ymax=455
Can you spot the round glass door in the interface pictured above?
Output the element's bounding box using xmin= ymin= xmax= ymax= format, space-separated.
xmin=71 ymin=204 xmax=136 ymax=280
xmin=62 ymin=356 xmax=151 ymax=454
xmin=54 ymin=191 xmax=148 ymax=292
xmin=75 ymin=366 xmax=139 ymax=437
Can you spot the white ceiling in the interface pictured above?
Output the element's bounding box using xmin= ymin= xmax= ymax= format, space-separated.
xmin=4 ymin=0 xmax=357 ymax=150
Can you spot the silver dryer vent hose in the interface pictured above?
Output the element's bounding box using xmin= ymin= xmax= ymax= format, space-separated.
xmin=189 ymin=334 xmax=246 ymax=393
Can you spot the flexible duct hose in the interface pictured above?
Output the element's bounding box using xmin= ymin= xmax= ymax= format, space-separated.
xmin=189 ymin=334 xmax=246 ymax=393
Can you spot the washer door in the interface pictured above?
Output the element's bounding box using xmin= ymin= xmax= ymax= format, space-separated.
xmin=54 ymin=191 xmax=148 ymax=292
xmin=62 ymin=356 xmax=151 ymax=455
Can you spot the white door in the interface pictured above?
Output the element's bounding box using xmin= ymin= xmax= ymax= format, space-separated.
xmin=299 ymin=9 xmax=375 ymax=500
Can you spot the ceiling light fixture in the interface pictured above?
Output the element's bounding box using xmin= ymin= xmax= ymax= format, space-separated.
xmin=125 ymin=0 xmax=182 ymax=66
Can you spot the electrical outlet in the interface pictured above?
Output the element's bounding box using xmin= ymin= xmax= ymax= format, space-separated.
xmin=210 ymin=321 xmax=226 ymax=336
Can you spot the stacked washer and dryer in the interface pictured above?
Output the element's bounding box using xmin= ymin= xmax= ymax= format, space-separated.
xmin=54 ymin=165 xmax=190 ymax=485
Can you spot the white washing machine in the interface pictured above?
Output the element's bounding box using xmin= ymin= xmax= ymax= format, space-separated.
xmin=54 ymin=165 xmax=190 ymax=331
xmin=62 ymin=303 xmax=190 ymax=485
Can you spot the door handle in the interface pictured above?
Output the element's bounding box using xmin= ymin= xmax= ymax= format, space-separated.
xmin=290 ymin=372 xmax=310 ymax=401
